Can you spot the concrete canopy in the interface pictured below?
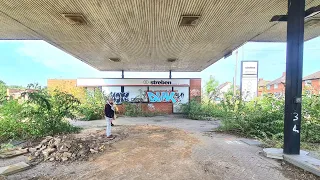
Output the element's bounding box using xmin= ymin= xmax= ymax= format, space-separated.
xmin=0 ymin=0 xmax=319 ymax=72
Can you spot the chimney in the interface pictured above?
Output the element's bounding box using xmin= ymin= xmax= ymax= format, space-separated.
xmin=282 ymin=72 xmax=286 ymax=77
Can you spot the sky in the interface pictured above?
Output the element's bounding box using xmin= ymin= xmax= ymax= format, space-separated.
xmin=0 ymin=37 xmax=320 ymax=87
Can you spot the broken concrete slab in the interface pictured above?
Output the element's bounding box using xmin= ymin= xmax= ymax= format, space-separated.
xmin=0 ymin=148 xmax=29 ymax=159
xmin=263 ymin=148 xmax=284 ymax=159
xmin=263 ymin=148 xmax=309 ymax=160
xmin=0 ymin=162 xmax=30 ymax=176
xmin=284 ymin=154 xmax=320 ymax=177
xmin=239 ymin=139 xmax=264 ymax=146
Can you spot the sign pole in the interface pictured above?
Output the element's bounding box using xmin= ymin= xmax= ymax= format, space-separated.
xmin=283 ymin=0 xmax=305 ymax=154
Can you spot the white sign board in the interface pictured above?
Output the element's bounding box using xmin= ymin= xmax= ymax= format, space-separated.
xmin=77 ymin=78 xmax=190 ymax=87
xmin=242 ymin=61 xmax=258 ymax=75
xmin=241 ymin=61 xmax=258 ymax=101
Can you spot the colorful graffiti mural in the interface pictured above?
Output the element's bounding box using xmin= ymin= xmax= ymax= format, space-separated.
xmin=111 ymin=90 xmax=185 ymax=104
xmin=147 ymin=91 xmax=184 ymax=103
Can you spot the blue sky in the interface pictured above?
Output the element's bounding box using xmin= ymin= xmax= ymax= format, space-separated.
xmin=0 ymin=37 xmax=319 ymax=87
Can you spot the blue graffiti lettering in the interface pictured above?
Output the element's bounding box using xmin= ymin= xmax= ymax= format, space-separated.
xmin=147 ymin=91 xmax=176 ymax=103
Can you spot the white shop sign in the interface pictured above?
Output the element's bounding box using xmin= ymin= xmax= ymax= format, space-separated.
xmin=242 ymin=61 xmax=258 ymax=75
xmin=77 ymin=78 xmax=190 ymax=87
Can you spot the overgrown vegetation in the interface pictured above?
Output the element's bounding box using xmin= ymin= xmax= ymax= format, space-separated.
xmin=0 ymin=83 xmax=80 ymax=143
xmin=0 ymin=80 xmax=7 ymax=104
xmin=183 ymin=91 xmax=320 ymax=146
xmin=78 ymin=89 xmax=106 ymax=120
xmin=123 ymin=102 xmax=162 ymax=117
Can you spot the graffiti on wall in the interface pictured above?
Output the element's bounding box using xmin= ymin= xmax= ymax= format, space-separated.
xmin=109 ymin=89 xmax=186 ymax=104
xmin=147 ymin=91 xmax=184 ymax=103
xmin=147 ymin=103 xmax=155 ymax=111
xmin=131 ymin=89 xmax=148 ymax=103
xmin=190 ymin=89 xmax=201 ymax=97
xmin=110 ymin=92 xmax=129 ymax=104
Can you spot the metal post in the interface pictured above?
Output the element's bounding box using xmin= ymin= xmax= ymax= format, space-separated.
xmin=121 ymin=70 xmax=124 ymax=79
xmin=234 ymin=50 xmax=238 ymax=95
xmin=283 ymin=0 xmax=305 ymax=155
xmin=169 ymin=70 xmax=172 ymax=79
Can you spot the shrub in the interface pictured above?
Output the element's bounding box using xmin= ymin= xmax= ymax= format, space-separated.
xmin=183 ymin=92 xmax=320 ymax=144
xmin=218 ymin=93 xmax=320 ymax=144
xmin=0 ymin=89 xmax=80 ymax=143
xmin=123 ymin=102 xmax=161 ymax=117
xmin=78 ymin=89 xmax=105 ymax=120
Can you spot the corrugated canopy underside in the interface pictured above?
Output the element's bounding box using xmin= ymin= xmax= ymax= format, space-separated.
xmin=0 ymin=0 xmax=319 ymax=71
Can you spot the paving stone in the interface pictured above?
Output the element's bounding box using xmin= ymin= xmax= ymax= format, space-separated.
xmin=0 ymin=162 xmax=30 ymax=176
xmin=263 ymin=148 xmax=284 ymax=160
xmin=263 ymin=148 xmax=310 ymax=160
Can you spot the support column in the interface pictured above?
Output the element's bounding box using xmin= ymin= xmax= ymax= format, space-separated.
xmin=283 ymin=0 xmax=305 ymax=154
xmin=121 ymin=70 xmax=124 ymax=92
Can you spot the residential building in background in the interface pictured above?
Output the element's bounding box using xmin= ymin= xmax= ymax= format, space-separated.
xmin=264 ymin=72 xmax=286 ymax=96
xmin=302 ymin=71 xmax=320 ymax=95
xmin=261 ymin=71 xmax=320 ymax=96
xmin=216 ymin=82 xmax=232 ymax=99
xmin=6 ymin=88 xmax=38 ymax=101
xmin=257 ymin=78 xmax=270 ymax=96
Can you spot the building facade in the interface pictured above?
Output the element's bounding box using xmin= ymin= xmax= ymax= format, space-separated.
xmin=257 ymin=78 xmax=270 ymax=96
xmin=302 ymin=71 xmax=320 ymax=95
xmin=48 ymin=78 xmax=201 ymax=114
xmin=262 ymin=71 xmax=320 ymax=96
xmin=265 ymin=72 xmax=286 ymax=96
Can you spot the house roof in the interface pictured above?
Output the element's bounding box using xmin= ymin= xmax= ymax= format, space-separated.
xmin=303 ymin=71 xmax=320 ymax=81
xmin=0 ymin=1 xmax=320 ymax=71
xmin=217 ymin=82 xmax=231 ymax=90
xmin=267 ymin=74 xmax=285 ymax=86
xmin=258 ymin=79 xmax=270 ymax=87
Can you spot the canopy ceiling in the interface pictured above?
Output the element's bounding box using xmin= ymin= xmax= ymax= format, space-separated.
xmin=0 ymin=0 xmax=319 ymax=71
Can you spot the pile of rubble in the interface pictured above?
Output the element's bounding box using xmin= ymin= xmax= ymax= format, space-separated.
xmin=27 ymin=131 xmax=127 ymax=163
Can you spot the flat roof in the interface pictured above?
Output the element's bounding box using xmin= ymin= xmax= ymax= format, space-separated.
xmin=0 ymin=1 xmax=319 ymax=71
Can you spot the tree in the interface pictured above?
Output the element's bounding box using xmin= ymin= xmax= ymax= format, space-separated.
xmin=205 ymin=76 xmax=219 ymax=100
xmin=0 ymin=80 xmax=7 ymax=103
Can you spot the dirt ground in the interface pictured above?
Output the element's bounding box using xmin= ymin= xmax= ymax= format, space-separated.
xmin=6 ymin=125 xmax=205 ymax=180
xmin=2 ymin=116 xmax=320 ymax=180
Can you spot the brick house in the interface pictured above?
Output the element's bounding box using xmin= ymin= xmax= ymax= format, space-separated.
xmin=263 ymin=71 xmax=320 ymax=96
xmin=302 ymin=71 xmax=320 ymax=95
xmin=257 ymin=78 xmax=270 ymax=96
xmin=265 ymin=72 xmax=286 ymax=96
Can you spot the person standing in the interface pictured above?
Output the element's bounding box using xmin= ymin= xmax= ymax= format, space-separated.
xmin=105 ymin=98 xmax=115 ymax=139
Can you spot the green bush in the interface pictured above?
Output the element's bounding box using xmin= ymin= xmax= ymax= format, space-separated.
xmin=0 ymin=80 xmax=7 ymax=104
xmin=183 ymin=92 xmax=320 ymax=144
xmin=219 ymin=93 xmax=320 ymax=144
xmin=182 ymin=100 xmax=225 ymax=120
xmin=78 ymin=89 xmax=105 ymax=120
xmin=123 ymin=102 xmax=161 ymax=117
xmin=0 ymin=89 xmax=80 ymax=143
